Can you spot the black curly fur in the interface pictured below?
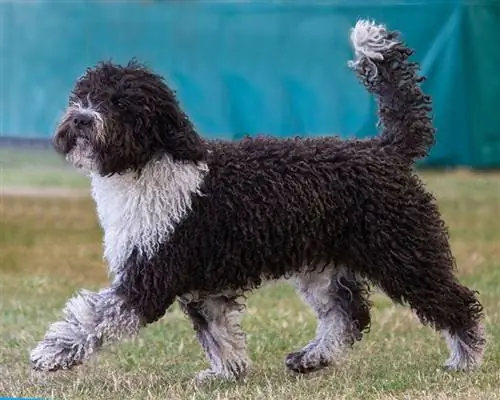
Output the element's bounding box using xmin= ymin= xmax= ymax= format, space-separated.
xmin=117 ymin=133 xmax=482 ymax=335
xmin=53 ymin=23 xmax=485 ymax=372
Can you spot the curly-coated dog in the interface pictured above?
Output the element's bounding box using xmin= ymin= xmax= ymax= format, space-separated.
xmin=31 ymin=20 xmax=485 ymax=381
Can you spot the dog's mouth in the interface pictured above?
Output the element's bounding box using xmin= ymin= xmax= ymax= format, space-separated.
xmin=64 ymin=137 xmax=97 ymax=173
xmin=53 ymin=126 xmax=77 ymax=156
xmin=52 ymin=119 xmax=97 ymax=173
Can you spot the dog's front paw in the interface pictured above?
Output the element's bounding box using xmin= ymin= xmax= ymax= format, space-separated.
xmin=195 ymin=369 xmax=243 ymax=385
xmin=195 ymin=369 xmax=222 ymax=384
xmin=31 ymin=339 xmax=82 ymax=371
xmin=30 ymin=321 xmax=101 ymax=371
xmin=195 ymin=361 xmax=249 ymax=384
xmin=285 ymin=348 xmax=330 ymax=374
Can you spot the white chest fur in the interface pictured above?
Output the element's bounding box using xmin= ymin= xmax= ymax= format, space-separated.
xmin=90 ymin=156 xmax=208 ymax=277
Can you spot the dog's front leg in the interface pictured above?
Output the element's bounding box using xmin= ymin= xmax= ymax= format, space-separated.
xmin=31 ymin=249 xmax=176 ymax=372
xmin=180 ymin=295 xmax=251 ymax=383
xmin=30 ymin=286 xmax=144 ymax=371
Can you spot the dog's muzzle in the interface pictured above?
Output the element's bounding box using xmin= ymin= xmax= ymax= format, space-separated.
xmin=71 ymin=112 xmax=93 ymax=130
xmin=53 ymin=111 xmax=95 ymax=155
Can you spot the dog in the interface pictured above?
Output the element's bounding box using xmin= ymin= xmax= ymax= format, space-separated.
xmin=31 ymin=20 xmax=485 ymax=382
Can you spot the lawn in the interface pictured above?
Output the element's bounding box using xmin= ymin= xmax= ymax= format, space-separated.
xmin=0 ymin=147 xmax=88 ymax=189
xmin=0 ymin=170 xmax=499 ymax=399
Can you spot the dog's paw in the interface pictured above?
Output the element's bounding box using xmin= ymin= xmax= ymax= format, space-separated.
xmin=443 ymin=355 xmax=481 ymax=372
xmin=195 ymin=369 xmax=243 ymax=385
xmin=195 ymin=361 xmax=249 ymax=384
xmin=30 ymin=322 xmax=101 ymax=372
xmin=30 ymin=338 xmax=85 ymax=372
xmin=285 ymin=348 xmax=331 ymax=374
xmin=195 ymin=369 xmax=223 ymax=384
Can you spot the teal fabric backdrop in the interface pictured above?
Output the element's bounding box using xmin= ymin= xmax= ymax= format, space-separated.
xmin=1 ymin=1 xmax=499 ymax=167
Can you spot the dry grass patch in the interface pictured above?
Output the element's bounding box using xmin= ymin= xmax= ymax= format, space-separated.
xmin=1 ymin=171 xmax=499 ymax=399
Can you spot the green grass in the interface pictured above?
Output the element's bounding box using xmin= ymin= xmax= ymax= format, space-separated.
xmin=0 ymin=147 xmax=89 ymax=188
xmin=0 ymin=172 xmax=499 ymax=399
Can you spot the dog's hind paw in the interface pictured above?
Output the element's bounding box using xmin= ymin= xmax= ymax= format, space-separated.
xmin=285 ymin=348 xmax=331 ymax=374
xmin=442 ymin=324 xmax=486 ymax=372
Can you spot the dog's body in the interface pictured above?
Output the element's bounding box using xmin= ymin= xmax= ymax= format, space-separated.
xmin=31 ymin=21 xmax=485 ymax=381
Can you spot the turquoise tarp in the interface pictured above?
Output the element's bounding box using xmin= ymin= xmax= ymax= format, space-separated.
xmin=1 ymin=1 xmax=499 ymax=167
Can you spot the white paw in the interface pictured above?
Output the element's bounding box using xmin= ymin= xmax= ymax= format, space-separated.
xmin=195 ymin=369 xmax=220 ymax=384
xmin=30 ymin=321 xmax=100 ymax=371
xmin=443 ymin=355 xmax=479 ymax=372
xmin=195 ymin=361 xmax=250 ymax=384
xmin=31 ymin=340 xmax=81 ymax=371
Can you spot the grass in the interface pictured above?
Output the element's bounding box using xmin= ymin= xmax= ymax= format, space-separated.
xmin=0 ymin=147 xmax=89 ymax=189
xmin=1 ymin=171 xmax=499 ymax=399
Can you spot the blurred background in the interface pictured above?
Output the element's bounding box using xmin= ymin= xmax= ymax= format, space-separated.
xmin=1 ymin=2 xmax=500 ymax=398
xmin=1 ymin=0 xmax=500 ymax=188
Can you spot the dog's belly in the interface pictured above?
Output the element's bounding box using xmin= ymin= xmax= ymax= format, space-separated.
xmin=177 ymin=263 xmax=339 ymax=305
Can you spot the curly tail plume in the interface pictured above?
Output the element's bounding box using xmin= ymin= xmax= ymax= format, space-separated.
xmin=348 ymin=20 xmax=435 ymax=163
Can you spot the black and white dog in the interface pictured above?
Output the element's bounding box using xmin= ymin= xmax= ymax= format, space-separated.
xmin=31 ymin=20 xmax=485 ymax=382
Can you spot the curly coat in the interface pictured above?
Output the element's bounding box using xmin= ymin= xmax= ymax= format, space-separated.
xmin=31 ymin=21 xmax=485 ymax=381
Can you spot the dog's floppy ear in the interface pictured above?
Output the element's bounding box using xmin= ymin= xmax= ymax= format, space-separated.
xmin=144 ymin=80 xmax=207 ymax=164
xmin=158 ymin=117 xmax=207 ymax=163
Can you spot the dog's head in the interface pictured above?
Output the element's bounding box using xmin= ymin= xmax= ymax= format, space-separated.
xmin=53 ymin=60 xmax=206 ymax=176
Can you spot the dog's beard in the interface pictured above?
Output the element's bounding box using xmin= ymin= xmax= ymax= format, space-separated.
xmin=54 ymin=101 xmax=106 ymax=174
xmin=66 ymin=137 xmax=97 ymax=173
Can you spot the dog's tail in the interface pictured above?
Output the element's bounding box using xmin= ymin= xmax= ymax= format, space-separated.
xmin=348 ymin=20 xmax=435 ymax=163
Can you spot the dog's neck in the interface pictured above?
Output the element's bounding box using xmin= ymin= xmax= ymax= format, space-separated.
xmin=90 ymin=155 xmax=208 ymax=278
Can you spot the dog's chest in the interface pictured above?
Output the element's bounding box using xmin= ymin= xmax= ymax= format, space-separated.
xmin=89 ymin=159 xmax=207 ymax=277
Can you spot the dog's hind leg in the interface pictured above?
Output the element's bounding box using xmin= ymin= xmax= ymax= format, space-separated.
xmin=360 ymin=218 xmax=486 ymax=371
xmin=286 ymin=268 xmax=371 ymax=373
xmin=180 ymin=295 xmax=251 ymax=382
xmin=377 ymin=262 xmax=486 ymax=371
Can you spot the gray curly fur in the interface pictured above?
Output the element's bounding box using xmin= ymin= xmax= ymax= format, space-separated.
xmin=31 ymin=20 xmax=485 ymax=381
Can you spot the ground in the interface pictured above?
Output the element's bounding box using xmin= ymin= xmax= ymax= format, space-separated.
xmin=1 ymin=148 xmax=499 ymax=399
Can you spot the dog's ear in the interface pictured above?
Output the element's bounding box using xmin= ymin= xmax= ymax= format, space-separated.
xmin=144 ymin=83 xmax=207 ymax=164
xmin=158 ymin=119 xmax=207 ymax=163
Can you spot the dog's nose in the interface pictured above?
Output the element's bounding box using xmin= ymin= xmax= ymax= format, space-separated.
xmin=72 ymin=113 xmax=93 ymax=129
